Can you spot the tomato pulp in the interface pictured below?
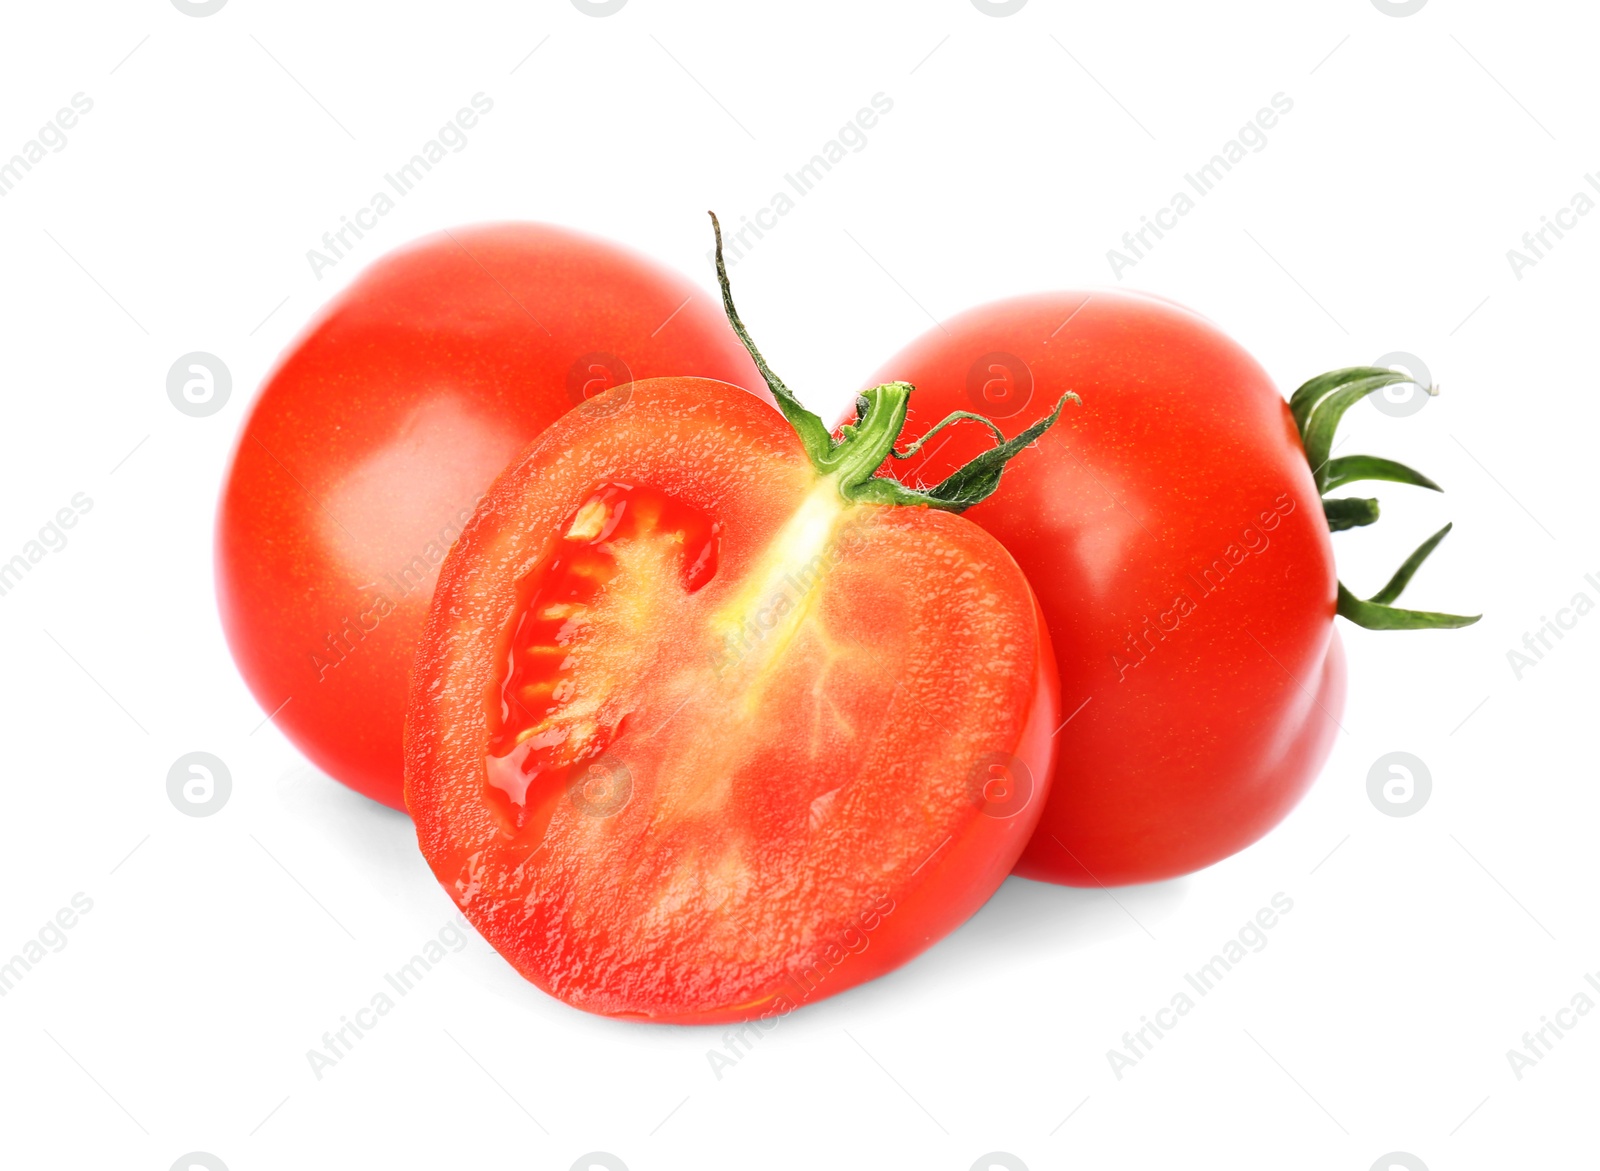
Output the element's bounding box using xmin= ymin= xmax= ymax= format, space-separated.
xmin=406 ymin=219 xmax=1076 ymax=1020
xmin=863 ymin=290 xmax=1474 ymax=886
xmin=216 ymin=223 xmax=762 ymax=809
xmin=405 ymin=377 xmax=1060 ymax=1021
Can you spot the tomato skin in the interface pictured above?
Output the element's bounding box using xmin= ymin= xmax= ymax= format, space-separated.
xmin=215 ymin=224 xmax=762 ymax=809
xmin=861 ymin=290 xmax=1341 ymax=886
xmin=406 ymin=378 xmax=1057 ymax=1022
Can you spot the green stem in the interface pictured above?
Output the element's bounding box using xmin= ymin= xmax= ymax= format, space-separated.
xmin=708 ymin=211 xmax=1074 ymax=511
xmin=708 ymin=212 xmax=835 ymax=469
xmin=1289 ymin=366 xmax=1480 ymax=631
xmin=824 ymin=380 xmax=917 ymax=490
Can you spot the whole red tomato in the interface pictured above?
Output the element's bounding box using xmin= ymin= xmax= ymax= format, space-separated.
xmin=861 ymin=290 xmax=1475 ymax=886
xmin=216 ymin=224 xmax=761 ymax=810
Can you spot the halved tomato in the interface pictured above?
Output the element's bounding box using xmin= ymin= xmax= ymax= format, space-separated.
xmin=404 ymin=226 xmax=1067 ymax=1021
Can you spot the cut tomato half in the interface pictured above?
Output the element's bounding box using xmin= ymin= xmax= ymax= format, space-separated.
xmin=405 ymin=218 xmax=1069 ymax=1021
xmin=406 ymin=377 xmax=1059 ymax=1021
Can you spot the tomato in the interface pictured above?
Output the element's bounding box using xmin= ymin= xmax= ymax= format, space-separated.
xmin=860 ymin=290 xmax=1476 ymax=886
xmin=216 ymin=223 xmax=763 ymax=809
xmin=405 ymin=231 xmax=1065 ymax=1019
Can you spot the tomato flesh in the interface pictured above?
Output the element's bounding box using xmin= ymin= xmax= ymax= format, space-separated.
xmin=406 ymin=378 xmax=1058 ymax=1022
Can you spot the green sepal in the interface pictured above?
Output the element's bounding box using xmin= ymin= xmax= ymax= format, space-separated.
xmin=1337 ymin=583 xmax=1481 ymax=630
xmin=1323 ymin=454 xmax=1442 ymax=494
xmin=918 ymin=393 xmax=1078 ymax=512
xmin=1290 ymin=364 xmax=1480 ymax=630
xmin=1323 ymin=497 xmax=1381 ymax=532
xmin=891 ymin=409 xmax=1004 ymax=460
xmin=1297 ymin=369 xmax=1424 ymax=491
xmin=1289 ymin=366 xmax=1386 ymax=433
xmin=1367 ymin=522 xmax=1456 ymax=605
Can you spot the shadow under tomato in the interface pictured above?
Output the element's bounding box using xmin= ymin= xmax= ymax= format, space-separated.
xmin=277 ymin=765 xmax=1193 ymax=1031
xmin=274 ymin=764 xmax=431 ymax=905
xmin=795 ymin=872 xmax=1195 ymax=1024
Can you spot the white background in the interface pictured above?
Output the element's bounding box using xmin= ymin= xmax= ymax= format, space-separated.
xmin=0 ymin=1 xmax=1594 ymax=1169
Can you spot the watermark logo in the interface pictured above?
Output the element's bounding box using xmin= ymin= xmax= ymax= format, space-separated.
xmin=0 ymin=892 xmax=94 ymax=998
xmin=1367 ymin=751 xmax=1430 ymax=817
xmin=1506 ymin=971 xmax=1600 ymax=1080
xmin=705 ymin=894 xmax=895 ymax=1081
xmin=1107 ymin=893 xmax=1294 ymax=1080
xmin=710 ymin=94 xmax=895 ymax=271
xmin=576 ymin=384 xmax=634 ymax=420
xmin=310 ymin=499 xmax=483 ymax=681
xmin=0 ymin=492 xmax=93 ymax=600
xmin=307 ymin=915 xmax=472 ymax=1080
xmin=1370 ymin=0 xmax=1427 ymax=16
xmin=1507 ymin=174 xmax=1600 ymax=280
xmin=567 ymin=757 xmax=632 ymax=817
xmin=0 ymin=94 xmax=95 ymax=199
xmin=1371 ymin=1156 xmax=1427 ymax=1171
xmin=1506 ymin=574 xmax=1598 ymax=680
xmin=566 ymin=352 xmax=634 ymax=412
xmin=570 ymin=1155 xmax=627 ymax=1171
xmin=167 ymin=752 xmax=232 ymax=817
xmin=1109 ymin=94 xmax=1294 ymax=278
xmin=972 ymin=1155 xmax=1028 ymax=1171
xmin=307 ymin=94 xmax=495 ymax=280
xmin=710 ymin=513 xmax=873 ymax=679
xmin=167 ymin=352 xmax=231 ymax=417
xmin=971 ymin=0 xmax=1028 ymax=15
xmin=1369 ymin=352 xmax=1431 ymax=418
xmin=1112 ymin=495 xmax=1295 ymax=680
xmin=171 ymin=1155 xmax=228 ymax=1171
xmin=969 ymin=752 xmax=1033 ymax=818
xmin=966 ymin=352 xmax=1033 ymax=418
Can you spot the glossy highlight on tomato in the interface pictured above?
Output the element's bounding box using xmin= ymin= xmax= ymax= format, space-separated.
xmin=405 ymin=377 xmax=1059 ymax=1022
xmin=215 ymin=223 xmax=762 ymax=809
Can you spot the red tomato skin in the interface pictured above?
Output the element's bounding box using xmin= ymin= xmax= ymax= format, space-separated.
xmin=861 ymin=290 xmax=1342 ymax=886
xmin=216 ymin=224 xmax=762 ymax=810
xmin=405 ymin=378 xmax=1059 ymax=1022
